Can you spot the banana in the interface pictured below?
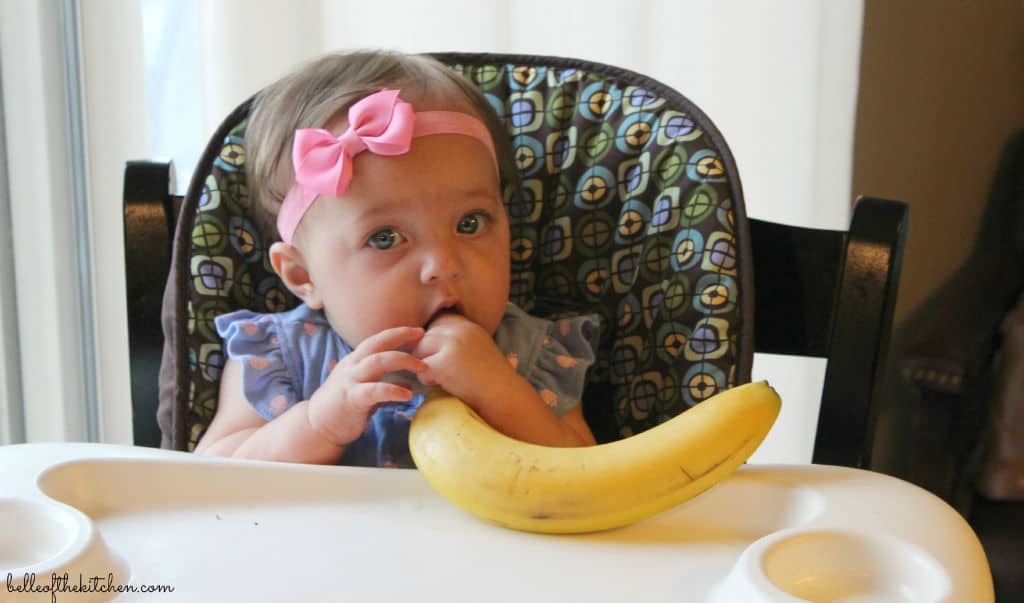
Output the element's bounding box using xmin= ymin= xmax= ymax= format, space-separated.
xmin=408 ymin=380 xmax=781 ymax=534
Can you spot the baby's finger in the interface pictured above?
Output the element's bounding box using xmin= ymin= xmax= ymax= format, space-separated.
xmin=416 ymin=371 xmax=439 ymax=388
xmin=352 ymin=350 xmax=428 ymax=382
xmin=347 ymin=382 xmax=414 ymax=409
xmin=409 ymin=332 xmax=445 ymax=359
xmin=431 ymin=311 xmax=470 ymax=327
xmin=349 ymin=326 xmax=425 ymax=361
xmin=412 ymin=353 xmax=446 ymax=386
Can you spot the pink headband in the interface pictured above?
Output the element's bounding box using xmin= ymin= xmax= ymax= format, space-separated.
xmin=276 ymin=88 xmax=498 ymax=243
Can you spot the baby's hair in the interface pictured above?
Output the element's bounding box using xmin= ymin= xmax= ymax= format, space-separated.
xmin=245 ymin=50 xmax=518 ymax=243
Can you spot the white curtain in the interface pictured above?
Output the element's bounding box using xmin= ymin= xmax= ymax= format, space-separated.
xmin=8 ymin=0 xmax=863 ymax=463
xmin=194 ymin=0 xmax=863 ymax=230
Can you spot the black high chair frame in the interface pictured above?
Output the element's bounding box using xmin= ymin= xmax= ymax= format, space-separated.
xmin=124 ymin=158 xmax=907 ymax=468
xmin=123 ymin=51 xmax=909 ymax=471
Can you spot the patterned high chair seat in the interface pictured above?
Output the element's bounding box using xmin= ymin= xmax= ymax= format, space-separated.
xmin=159 ymin=53 xmax=753 ymax=450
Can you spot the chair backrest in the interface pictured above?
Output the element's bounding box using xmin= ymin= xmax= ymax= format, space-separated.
xmin=749 ymin=198 xmax=907 ymax=466
xmin=123 ymin=52 xmax=907 ymax=468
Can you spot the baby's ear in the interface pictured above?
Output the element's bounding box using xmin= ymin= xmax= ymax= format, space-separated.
xmin=269 ymin=242 xmax=323 ymax=309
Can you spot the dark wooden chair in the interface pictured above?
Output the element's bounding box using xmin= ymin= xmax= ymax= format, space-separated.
xmin=749 ymin=197 xmax=906 ymax=467
xmin=123 ymin=159 xmax=180 ymax=449
xmin=895 ymin=129 xmax=1024 ymax=602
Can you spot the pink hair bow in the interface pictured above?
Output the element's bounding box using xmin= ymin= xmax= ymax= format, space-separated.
xmin=293 ymin=89 xmax=413 ymax=198
xmin=276 ymin=88 xmax=498 ymax=244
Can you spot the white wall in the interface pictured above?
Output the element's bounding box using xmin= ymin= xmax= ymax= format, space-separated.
xmin=3 ymin=0 xmax=863 ymax=464
xmin=79 ymin=0 xmax=151 ymax=446
xmin=194 ymin=1 xmax=861 ymax=232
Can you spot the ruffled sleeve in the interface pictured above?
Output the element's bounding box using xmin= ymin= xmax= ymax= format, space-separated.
xmin=529 ymin=314 xmax=600 ymax=416
xmin=214 ymin=309 xmax=298 ymax=420
xmin=495 ymin=304 xmax=601 ymax=417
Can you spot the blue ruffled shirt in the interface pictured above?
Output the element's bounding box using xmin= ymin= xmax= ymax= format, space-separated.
xmin=214 ymin=303 xmax=599 ymax=468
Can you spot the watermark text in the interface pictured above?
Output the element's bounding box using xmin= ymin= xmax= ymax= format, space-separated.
xmin=7 ymin=572 xmax=174 ymax=602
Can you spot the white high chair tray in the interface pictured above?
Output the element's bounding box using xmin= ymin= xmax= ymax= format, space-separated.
xmin=1 ymin=443 xmax=992 ymax=602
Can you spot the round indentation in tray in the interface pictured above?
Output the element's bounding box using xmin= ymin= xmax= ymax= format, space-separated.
xmin=655 ymin=481 xmax=826 ymax=542
xmin=758 ymin=529 xmax=951 ymax=602
xmin=0 ymin=497 xmax=80 ymax=571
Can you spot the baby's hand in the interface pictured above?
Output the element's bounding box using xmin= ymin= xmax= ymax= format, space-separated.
xmin=412 ymin=313 xmax=517 ymax=408
xmin=306 ymin=326 xmax=426 ymax=446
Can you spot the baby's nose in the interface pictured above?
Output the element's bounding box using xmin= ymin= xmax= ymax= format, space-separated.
xmin=420 ymin=242 xmax=463 ymax=283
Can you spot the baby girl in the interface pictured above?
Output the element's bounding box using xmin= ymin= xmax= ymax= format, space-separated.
xmin=195 ymin=51 xmax=599 ymax=466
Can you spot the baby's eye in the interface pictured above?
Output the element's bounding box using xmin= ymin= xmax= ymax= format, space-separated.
xmin=367 ymin=228 xmax=405 ymax=250
xmin=457 ymin=212 xmax=488 ymax=235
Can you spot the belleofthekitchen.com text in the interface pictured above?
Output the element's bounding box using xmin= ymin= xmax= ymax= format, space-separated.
xmin=7 ymin=572 xmax=174 ymax=602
